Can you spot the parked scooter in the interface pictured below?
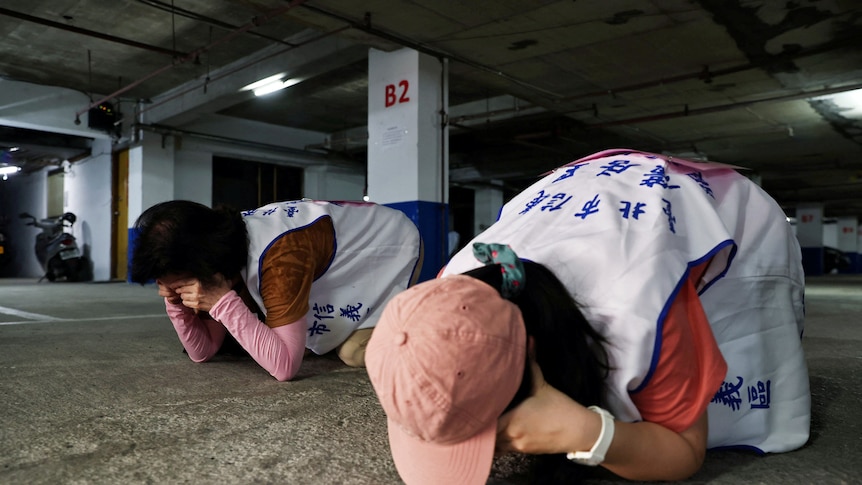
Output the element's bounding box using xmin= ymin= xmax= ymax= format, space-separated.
xmin=19 ymin=211 xmax=87 ymax=282
xmin=0 ymin=220 xmax=7 ymax=269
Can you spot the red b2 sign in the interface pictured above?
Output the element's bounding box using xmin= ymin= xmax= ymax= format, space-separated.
xmin=385 ymin=80 xmax=410 ymax=107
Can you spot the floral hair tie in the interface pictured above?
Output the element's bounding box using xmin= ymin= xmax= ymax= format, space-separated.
xmin=472 ymin=242 xmax=525 ymax=299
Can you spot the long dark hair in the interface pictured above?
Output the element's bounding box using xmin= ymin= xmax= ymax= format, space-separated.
xmin=463 ymin=261 xmax=610 ymax=484
xmin=129 ymin=200 xmax=248 ymax=285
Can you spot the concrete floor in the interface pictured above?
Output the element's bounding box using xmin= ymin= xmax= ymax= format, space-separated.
xmin=0 ymin=275 xmax=859 ymax=484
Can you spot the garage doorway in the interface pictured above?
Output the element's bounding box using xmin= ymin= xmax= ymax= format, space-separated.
xmin=212 ymin=157 xmax=303 ymax=211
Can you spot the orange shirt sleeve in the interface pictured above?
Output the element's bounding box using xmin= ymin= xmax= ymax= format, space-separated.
xmin=630 ymin=263 xmax=728 ymax=433
xmin=258 ymin=217 xmax=335 ymax=328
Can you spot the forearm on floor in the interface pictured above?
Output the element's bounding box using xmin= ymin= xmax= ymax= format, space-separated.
xmin=208 ymin=291 xmax=307 ymax=381
xmin=165 ymin=299 xmax=226 ymax=362
xmin=601 ymin=414 xmax=707 ymax=481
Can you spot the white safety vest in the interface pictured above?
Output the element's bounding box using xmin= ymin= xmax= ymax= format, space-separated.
xmin=444 ymin=149 xmax=809 ymax=453
xmin=241 ymin=200 xmax=422 ymax=354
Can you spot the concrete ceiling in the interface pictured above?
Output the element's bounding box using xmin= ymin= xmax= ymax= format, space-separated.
xmin=1 ymin=0 xmax=862 ymax=218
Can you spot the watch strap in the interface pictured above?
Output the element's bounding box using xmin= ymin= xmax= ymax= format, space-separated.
xmin=566 ymin=405 xmax=615 ymax=466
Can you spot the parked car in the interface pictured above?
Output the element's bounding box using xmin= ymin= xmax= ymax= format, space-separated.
xmin=824 ymin=246 xmax=852 ymax=274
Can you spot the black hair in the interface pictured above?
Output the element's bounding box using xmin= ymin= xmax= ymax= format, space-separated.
xmin=129 ymin=200 xmax=248 ymax=285
xmin=463 ymin=261 xmax=610 ymax=484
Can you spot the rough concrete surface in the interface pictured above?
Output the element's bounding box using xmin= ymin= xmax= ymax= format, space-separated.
xmin=0 ymin=275 xmax=859 ymax=484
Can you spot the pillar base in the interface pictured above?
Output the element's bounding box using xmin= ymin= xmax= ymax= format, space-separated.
xmin=385 ymin=201 xmax=448 ymax=283
xmin=801 ymin=247 xmax=824 ymax=276
xmin=127 ymin=227 xmax=151 ymax=283
xmin=843 ymin=252 xmax=861 ymax=274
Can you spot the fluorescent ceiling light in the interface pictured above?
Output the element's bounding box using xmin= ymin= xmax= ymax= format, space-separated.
xmin=815 ymin=87 xmax=862 ymax=118
xmin=253 ymin=80 xmax=288 ymax=97
xmin=253 ymin=78 xmax=301 ymax=97
xmin=240 ymin=73 xmax=286 ymax=92
xmin=0 ymin=165 xmax=21 ymax=175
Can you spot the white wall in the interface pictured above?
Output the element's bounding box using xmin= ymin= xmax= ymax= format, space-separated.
xmin=175 ymin=150 xmax=212 ymax=204
xmin=473 ymin=184 xmax=505 ymax=237
xmin=822 ymin=222 xmax=838 ymax=248
xmin=128 ymin=134 xmax=176 ymax=225
xmin=64 ymin=139 xmax=112 ymax=281
xmin=1 ymin=169 xmax=48 ymax=277
xmin=304 ymin=166 xmax=364 ymax=200
xmin=834 ymin=217 xmax=858 ymax=253
xmin=0 ymin=79 xmax=111 ymax=140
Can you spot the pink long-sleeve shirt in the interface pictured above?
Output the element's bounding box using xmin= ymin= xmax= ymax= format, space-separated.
xmin=165 ymin=290 xmax=306 ymax=381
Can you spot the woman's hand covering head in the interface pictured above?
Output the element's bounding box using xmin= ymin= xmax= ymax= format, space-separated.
xmin=366 ymin=275 xmax=527 ymax=485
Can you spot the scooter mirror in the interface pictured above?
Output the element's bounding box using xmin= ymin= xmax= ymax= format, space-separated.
xmin=18 ymin=212 xmax=32 ymax=219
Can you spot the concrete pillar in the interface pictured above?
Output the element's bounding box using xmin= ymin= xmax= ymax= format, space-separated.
xmin=474 ymin=182 xmax=505 ymax=237
xmin=858 ymin=226 xmax=862 ymax=273
xmin=126 ymin=133 xmax=176 ymax=280
xmin=367 ymin=48 xmax=448 ymax=282
xmin=796 ymin=203 xmax=824 ymax=276
xmin=836 ymin=216 xmax=859 ymax=273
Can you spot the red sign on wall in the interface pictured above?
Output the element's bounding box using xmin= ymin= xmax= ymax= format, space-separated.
xmin=385 ymin=80 xmax=411 ymax=107
xmin=801 ymin=214 xmax=814 ymax=223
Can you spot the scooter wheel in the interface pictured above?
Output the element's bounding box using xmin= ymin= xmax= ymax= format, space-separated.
xmin=47 ymin=256 xmax=61 ymax=282
xmin=67 ymin=258 xmax=87 ymax=282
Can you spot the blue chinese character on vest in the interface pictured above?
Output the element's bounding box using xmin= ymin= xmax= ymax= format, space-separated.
xmin=662 ymin=198 xmax=677 ymax=233
xmin=574 ymin=194 xmax=601 ymax=219
xmin=619 ymin=201 xmax=647 ymax=220
xmin=340 ymin=302 xmax=364 ymax=323
xmin=712 ymin=376 xmax=744 ymax=411
xmin=748 ymin=380 xmax=772 ymax=409
xmin=641 ymin=166 xmax=680 ymax=189
xmin=686 ymin=171 xmax=715 ymax=198
xmin=520 ymin=190 xmax=550 ymax=215
xmin=552 ymin=165 xmax=585 ymax=183
xmin=597 ymin=159 xmax=640 ymax=176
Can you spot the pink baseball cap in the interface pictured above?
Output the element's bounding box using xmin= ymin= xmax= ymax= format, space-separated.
xmin=366 ymin=275 xmax=527 ymax=485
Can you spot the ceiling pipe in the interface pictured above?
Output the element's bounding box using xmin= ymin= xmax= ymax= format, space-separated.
xmin=585 ymin=82 xmax=862 ymax=128
xmin=307 ymin=2 xmax=862 ymax=112
xmin=74 ymin=0 xmax=310 ymax=121
xmin=450 ymin=103 xmax=539 ymax=124
xmin=449 ymin=121 xmax=573 ymax=157
xmin=134 ymin=0 xmax=299 ymax=48
xmin=303 ymin=3 xmax=862 ymax=106
xmin=137 ymin=123 xmax=359 ymax=169
xmin=555 ymin=34 xmax=862 ymax=104
xmin=0 ymin=7 xmax=187 ymax=58
xmin=300 ymin=4 xmax=565 ymax=99
xmin=772 ymin=187 xmax=862 ymax=202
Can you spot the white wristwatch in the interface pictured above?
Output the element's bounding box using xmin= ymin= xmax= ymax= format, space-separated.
xmin=566 ymin=405 xmax=615 ymax=466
